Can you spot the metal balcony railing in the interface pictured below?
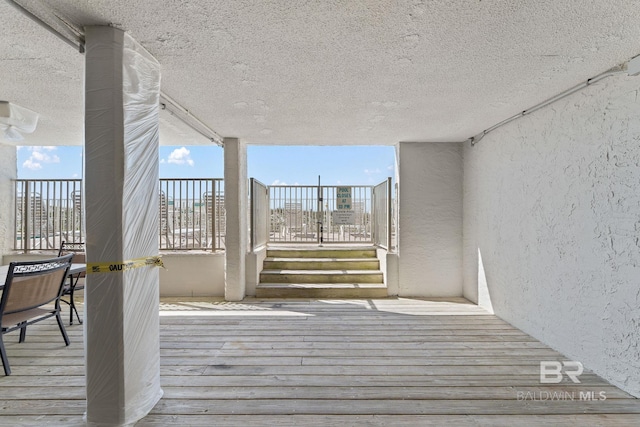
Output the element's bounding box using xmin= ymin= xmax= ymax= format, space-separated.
xmin=14 ymin=178 xmax=394 ymax=253
xmin=13 ymin=179 xmax=83 ymax=252
xmin=372 ymin=178 xmax=394 ymax=250
xmin=13 ymin=178 xmax=225 ymax=252
xmin=250 ymin=178 xmax=269 ymax=251
xmin=268 ymin=183 xmax=381 ymax=244
xmin=159 ymin=178 xmax=225 ymax=251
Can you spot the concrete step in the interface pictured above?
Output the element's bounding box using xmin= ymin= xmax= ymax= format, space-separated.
xmin=263 ymin=257 xmax=380 ymax=271
xmin=266 ymin=248 xmax=377 ymax=259
xmin=256 ymin=283 xmax=388 ymax=298
xmin=259 ymin=269 xmax=384 ymax=284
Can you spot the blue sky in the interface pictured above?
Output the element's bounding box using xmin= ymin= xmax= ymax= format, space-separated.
xmin=17 ymin=145 xmax=395 ymax=185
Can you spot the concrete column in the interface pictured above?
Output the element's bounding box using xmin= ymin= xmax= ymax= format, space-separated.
xmin=223 ymin=137 xmax=247 ymax=300
xmin=0 ymin=144 xmax=16 ymax=256
xmin=84 ymin=26 xmax=162 ymax=426
xmin=397 ymin=141 xmax=463 ymax=297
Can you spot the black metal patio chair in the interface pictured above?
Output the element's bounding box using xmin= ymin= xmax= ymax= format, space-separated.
xmin=0 ymin=254 xmax=73 ymax=375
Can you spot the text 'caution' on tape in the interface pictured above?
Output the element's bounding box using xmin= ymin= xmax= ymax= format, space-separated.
xmin=87 ymin=256 xmax=165 ymax=274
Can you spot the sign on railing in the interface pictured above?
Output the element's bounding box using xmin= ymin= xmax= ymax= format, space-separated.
xmin=333 ymin=186 xmax=356 ymax=225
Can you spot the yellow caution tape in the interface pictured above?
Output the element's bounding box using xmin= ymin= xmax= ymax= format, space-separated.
xmin=87 ymin=256 xmax=165 ymax=274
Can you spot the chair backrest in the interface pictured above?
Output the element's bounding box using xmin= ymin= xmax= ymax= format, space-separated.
xmin=58 ymin=241 xmax=86 ymax=262
xmin=58 ymin=242 xmax=85 ymax=279
xmin=0 ymin=254 xmax=73 ymax=317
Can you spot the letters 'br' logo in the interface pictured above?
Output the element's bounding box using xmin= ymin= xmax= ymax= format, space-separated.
xmin=540 ymin=361 xmax=584 ymax=383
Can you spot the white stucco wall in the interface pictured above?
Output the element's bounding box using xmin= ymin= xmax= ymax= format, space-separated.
xmin=3 ymin=252 xmax=225 ymax=297
xmin=159 ymin=252 xmax=225 ymax=297
xmin=397 ymin=141 xmax=463 ymax=297
xmin=245 ymin=246 xmax=267 ymax=297
xmin=0 ymin=144 xmax=16 ymax=257
xmin=463 ymin=75 xmax=640 ymax=397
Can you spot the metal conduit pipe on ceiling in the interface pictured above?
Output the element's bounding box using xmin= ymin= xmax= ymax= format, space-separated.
xmin=6 ymin=0 xmax=224 ymax=147
xmin=467 ymin=62 xmax=635 ymax=146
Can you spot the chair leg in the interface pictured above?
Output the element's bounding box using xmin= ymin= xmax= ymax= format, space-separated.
xmin=56 ymin=311 xmax=70 ymax=346
xmin=18 ymin=322 xmax=27 ymax=343
xmin=69 ymin=291 xmax=73 ymax=325
xmin=0 ymin=335 xmax=10 ymax=375
xmin=69 ymin=285 xmax=74 ymax=325
xmin=68 ymin=277 xmax=83 ymax=325
xmin=72 ymin=304 xmax=83 ymax=325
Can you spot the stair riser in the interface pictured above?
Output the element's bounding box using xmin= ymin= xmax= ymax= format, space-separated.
xmin=267 ymin=250 xmax=377 ymax=259
xmin=260 ymin=273 xmax=383 ymax=284
xmin=264 ymin=260 xmax=380 ymax=270
xmin=256 ymin=287 xmax=388 ymax=298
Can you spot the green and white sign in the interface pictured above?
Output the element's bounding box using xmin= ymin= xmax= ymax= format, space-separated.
xmin=334 ymin=186 xmax=355 ymax=224
xmin=336 ymin=186 xmax=352 ymax=210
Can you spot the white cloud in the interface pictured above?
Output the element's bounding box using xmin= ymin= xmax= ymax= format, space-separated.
xmin=271 ymin=179 xmax=286 ymax=185
xmin=22 ymin=159 xmax=42 ymax=170
xmin=364 ymin=168 xmax=381 ymax=175
xmin=167 ymin=147 xmax=194 ymax=166
xmin=22 ymin=146 xmax=60 ymax=170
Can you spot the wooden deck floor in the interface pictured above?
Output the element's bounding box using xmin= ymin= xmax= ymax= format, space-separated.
xmin=1 ymin=298 xmax=639 ymax=426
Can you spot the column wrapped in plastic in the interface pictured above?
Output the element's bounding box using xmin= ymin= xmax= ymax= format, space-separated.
xmin=84 ymin=27 xmax=162 ymax=426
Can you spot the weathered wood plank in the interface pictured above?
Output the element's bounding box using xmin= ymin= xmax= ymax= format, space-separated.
xmin=158 ymin=374 xmax=614 ymax=388
xmin=157 ymin=328 xmax=535 ymax=337
xmin=145 ymin=398 xmax=640 ymax=416
xmin=198 ymin=365 xmax=586 ymax=376
xmin=0 ymin=416 xmax=86 ymax=427
xmin=3 ymin=364 xmax=591 ymax=377
xmin=155 ymin=385 xmax=632 ymax=400
xmin=0 ymin=400 xmax=86 ymax=416
xmin=157 ymin=348 xmax=566 ymax=358
xmin=151 ymin=356 xmax=581 ymax=367
xmin=0 ymin=374 xmax=614 ymax=388
xmin=134 ymin=414 xmax=640 ymax=427
xmin=0 ymin=385 xmax=630 ymax=401
xmin=177 ymin=340 xmax=553 ymax=349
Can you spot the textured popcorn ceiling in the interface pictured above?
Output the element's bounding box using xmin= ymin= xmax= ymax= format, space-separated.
xmin=2 ymin=0 xmax=640 ymax=146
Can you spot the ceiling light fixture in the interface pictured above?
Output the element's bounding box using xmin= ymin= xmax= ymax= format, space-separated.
xmin=0 ymin=101 xmax=39 ymax=142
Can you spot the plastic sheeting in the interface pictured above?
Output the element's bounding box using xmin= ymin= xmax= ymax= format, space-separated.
xmin=0 ymin=101 xmax=39 ymax=141
xmin=84 ymin=26 xmax=162 ymax=426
